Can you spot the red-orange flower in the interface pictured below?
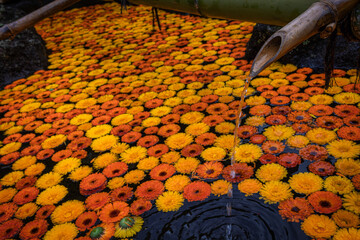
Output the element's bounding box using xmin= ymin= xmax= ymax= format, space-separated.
xmin=262 ymin=141 xmax=285 ymax=154
xmin=308 ymin=161 xmax=335 ymax=176
xmin=135 ymin=180 xmax=164 ymax=200
xmin=99 ymin=201 xmax=129 ymax=223
xmin=130 ymin=199 xmax=152 ymax=215
xmin=334 ymin=104 xmax=360 ymax=117
xmin=183 ymin=181 xmax=211 ymax=202
xmin=249 ymin=105 xmax=271 ymax=116
xmin=307 ymin=191 xmax=342 ymax=214
xmin=0 ymin=202 xmax=17 ymax=223
xmin=157 ymin=124 xmax=181 ymax=137
xmin=137 ymin=135 xmax=159 ymax=147
xmin=181 ymin=144 xmax=203 ymax=157
xmin=147 ymin=144 xmax=169 ymax=157
xmin=344 ymin=115 xmax=360 ymax=127
xmin=265 ymin=115 xmax=287 ymax=125
xmin=15 ymin=176 xmax=37 ymax=190
xmin=299 ymin=145 xmax=328 ymax=161
xmin=85 ymin=192 xmax=110 ymax=211
xmin=292 ymin=123 xmax=311 ymax=134
xmin=259 ymin=154 xmax=278 ymax=164
xmin=110 ymin=186 xmax=133 ymax=201
xmin=19 ymin=219 xmax=48 ymax=240
xmin=75 ymin=211 xmax=97 ymax=231
xmin=315 ymin=116 xmax=343 ymax=130
xmin=337 ymin=126 xmax=360 ymax=141
xmin=13 ymin=186 xmax=39 ymax=205
xmin=195 ymin=133 xmax=217 ymax=146
xmin=278 ymin=197 xmax=313 ymax=222
xmin=288 ymin=111 xmax=312 ymax=123
xmin=308 ymin=105 xmax=333 ymax=116
xmin=277 ymin=153 xmax=301 ymax=168
xmin=236 ymin=125 xmax=257 ymax=138
xmin=35 ymin=205 xmax=55 ymax=219
xmin=0 ymin=219 xmax=23 ymax=239
xmin=102 ymin=162 xmax=128 ymax=178
xmin=222 ymin=163 xmax=254 ymax=183
xmin=80 ymin=173 xmax=107 ymax=196
xmin=195 ymin=161 xmax=224 ymax=179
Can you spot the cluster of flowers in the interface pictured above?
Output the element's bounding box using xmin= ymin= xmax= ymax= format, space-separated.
xmin=0 ymin=2 xmax=359 ymax=240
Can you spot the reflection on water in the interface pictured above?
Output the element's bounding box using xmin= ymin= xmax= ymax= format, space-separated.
xmin=137 ymin=189 xmax=310 ymax=240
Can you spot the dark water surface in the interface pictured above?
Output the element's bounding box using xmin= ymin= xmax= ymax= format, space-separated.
xmin=137 ymin=189 xmax=310 ymax=240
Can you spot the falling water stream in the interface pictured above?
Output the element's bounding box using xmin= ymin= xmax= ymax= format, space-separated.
xmin=226 ymin=76 xmax=252 ymax=239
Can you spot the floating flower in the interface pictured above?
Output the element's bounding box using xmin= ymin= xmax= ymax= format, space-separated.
xmin=53 ymin=157 xmax=81 ymax=175
xmin=289 ymin=172 xmax=323 ymax=195
xmin=87 ymin=223 xmax=115 ymax=240
xmin=342 ymin=191 xmax=360 ymax=214
xmin=1 ymin=170 xmax=24 ymax=186
xmin=150 ymin=164 xmax=176 ymax=181
xmin=135 ymin=180 xmax=164 ymax=200
xmin=19 ymin=219 xmax=48 ymax=240
xmin=175 ymin=157 xmax=200 ymax=174
xmin=0 ymin=218 xmax=23 ymax=240
xmin=299 ymin=144 xmax=328 ymax=161
xmin=41 ymin=134 xmax=67 ymax=149
xmin=15 ymin=202 xmax=38 ymax=219
xmin=263 ymin=125 xmax=295 ymax=141
xmin=124 ymin=170 xmax=145 ymax=185
xmin=130 ymin=199 xmax=152 ymax=216
xmin=99 ymin=201 xmax=129 ymax=223
xmin=335 ymin=158 xmax=360 ymax=176
xmin=0 ymin=142 xmax=21 ymax=156
xmin=156 ymin=191 xmax=184 ymax=212
xmin=85 ymin=192 xmax=110 ymax=211
xmin=165 ymin=133 xmax=193 ymax=150
xmin=75 ymin=211 xmax=97 ymax=231
xmin=333 ymin=92 xmax=360 ymax=104
xmin=301 ymin=214 xmax=337 ymax=239
xmin=86 ymin=124 xmax=112 ymax=138
xmin=35 ymin=205 xmax=55 ymax=219
xmin=308 ymin=191 xmax=342 ymax=214
xmin=164 ymin=175 xmax=191 ymax=192
xmin=308 ymin=161 xmax=335 ymax=176
xmin=337 ymin=126 xmax=360 ymax=141
xmin=13 ymin=186 xmax=39 ymax=205
xmin=324 ymin=176 xmax=354 ymax=195
xmin=114 ymin=216 xmax=144 ymax=238
xmin=211 ymin=180 xmax=231 ymax=196
xmin=277 ymin=153 xmax=302 ymax=168
xmin=256 ymin=163 xmax=287 ymax=182
xmin=278 ymin=197 xmax=314 ymax=222
xmin=232 ymin=143 xmax=262 ymax=163
xmin=183 ymin=181 xmax=211 ymax=202
xmin=43 ymin=223 xmax=78 ymax=240
xmin=238 ymin=179 xmax=262 ymax=196
xmin=51 ymin=200 xmax=85 ymax=224
xmin=333 ymin=228 xmax=360 ymax=240
xmin=306 ymin=127 xmax=337 ymax=145
xmin=332 ymin=209 xmax=360 ymax=228
xmin=259 ymin=181 xmax=292 ymax=204
xmin=91 ymin=135 xmax=119 ymax=152
xmin=69 ymin=166 xmax=93 ymax=181
xmin=286 ymin=135 xmax=309 ymax=148
xmin=222 ymin=163 xmax=254 ymax=183
xmin=244 ymin=116 xmax=266 ymax=126
xmin=0 ymin=188 xmax=17 ymax=204
xmin=327 ymin=139 xmax=360 ymax=159
xmin=0 ymin=202 xmax=17 ymax=223
xmin=261 ymin=140 xmax=285 ymax=154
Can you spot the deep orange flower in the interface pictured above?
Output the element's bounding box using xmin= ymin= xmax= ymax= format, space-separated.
xmin=51 ymin=149 xmax=72 ymax=162
xmin=111 ymin=125 xmax=132 ymax=136
xmin=334 ymin=104 xmax=360 ymax=117
xmin=277 ymin=153 xmax=301 ymax=168
xmin=308 ymin=161 xmax=335 ymax=176
xmin=72 ymin=149 xmax=88 ymax=159
xmin=315 ymin=116 xmax=343 ymax=130
xmin=108 ymin=107 xmax=127 ymax=117
xmin=13 ymin=186 xmax=39 ymax=205
xmin=285 ymin=73 xmax=307 ymax=82
xmin=195 ymin=133 xmax=217 ymax=146
xmin=278 ymin=197 xmax=313 ymax=222
xmin=304 ymin=87 xmax=324 ymax=95
xmin=257 ymin=85 xmax=274 ymax=92
xmin=56 ymin=125 xmax=77 ymax=135
xmin=80 ymin=173 xmax=107 ymax=196
xmin=299 ymin=145 xmax=328 ymax=161
xmin=259 ymin=154 xmax=278 ymax=164
xmin=145 ymin=99 xmax=163 ymax=109
xmin=290 ymin=93 xmax=310 ymax=102
xmin=352 ymin=174 xmax=360 ymax=190
xmin=343 ymin=115 xmax=360 ymax=127
xmin=270 ymin=96 xmax=290 ymax=105
xmin=292 ymin=123 xmax=311 ymax=134
xmin=288 ymin=111 xmax=312 ymax=123
xmin=130 ymin=199 xmax=152 ymax=215
xmin=3 ymin=133 xmax=22 ymax=144
xmin=92 ymin=115 xmax=112 ymax=125
xmin=157 ymin=124 xmax=181 ymax=137
xmin=161 ymin=114 xmax=180 ymax=124
xmin=308 ymin=105 xmax=334 ymax=116
xmin=206 ymin=103 xmax=229 ymax=115
xmin=191 ymin=102 xmax=208 ymax=112
xmin=67 ymin=130 xmax=84 ymax=141
xmin=0 ymin=152 xmax=20 ymax=165
xmin=148 ymin=144 xmax=169 ymax=157
xmin=35 ymin=205 xmax=55 ymax=219
xmin=236 ymin=125 xmax=257 ymax=138
xmin=272 ymin=106 xmax=291 ymax=115
xmin=149 ymin=164 xmax=175 ymax=181
xmin=101 ymin=100 xmax=119 ymax=110
xmin=85 ymin=192 xmax=110 ymax=211
xmin=337 ymin=126 xmax=360 ymax=141
xmin=67 ymin=137 xmax=92 ymax=151
xmin=262 ymin=141 xmax=285 ymax=154
xmin=308 ymin=191 xmax=342 ymax=214
xmin=19 ymin=133 xmax=36 ymax=143
xmin=110 ymin=186 xmax=133 ymax=201
xmin=0 ymin=202 xmax=17 ymax=223
xmin=19 ymin=219 xmax=48 ymax=240
xmin=196 ymin=161 xmax=224 ymax=179
xmin=260 ymin=90 xmax=278 ymax=99
xmin=135 ymin=180 xmax=164 ymax=200
xmin=183 ymin=181 xmax=211 ymax=202
xmin=137 ymin=135 xmax=159 ymax=147
xmin=36 ymin=149 xmax=55 ymax=160
xmin=102 ymin=162 xmax=128 ymax=178
xmin=15 ymin=176 xmax=37 ymax=190
xmin=0 ymin=218 xmax=23 ymax=239
xmin=222 ymin=163 xmax=254 ymax=183
xmin=99 ymin=201 xmax=129 ymax=223
xmin=222 ymin=110 xmax=239 ymax=121
xmin=265 ymin=115 xmax=287 ymax=125
xmin=21 ymin=145 xmax=41 ymax=156
xmin=75 ymin=211 xmax=98 ymax=231
xmin=181 ymin=144 xmax=203 ymax=157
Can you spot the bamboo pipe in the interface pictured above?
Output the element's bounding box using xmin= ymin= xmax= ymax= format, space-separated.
xmin=249 ymin=0 xmax=360 ymax=77
xmin=0 ymin=0 xmax=81 ymax=40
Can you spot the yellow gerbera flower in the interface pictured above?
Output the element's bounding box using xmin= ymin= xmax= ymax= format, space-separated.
xmin=263 ymin=125 xmax=295 ymax=141
xmin=233 ymin=144 xmax=262 ymax=163
xmin=259 ymin=181 xmax=293 ymax=204
xmin=301 ymin=214 xmax=337 ymax=239
xmin=69 ymin=113 xmax=93 ymax=125
xmin=12 ymin=155 xmax=36 ymax=170
xmin=165 ymin=175 xmax=190 ymax=192
xmin=43 ymin=223 xmax=78 ymax=240
xmin=53 ymin=157 xmax=81 ymax=175
xmin=288 ymin=172 xmax=323 ymax=195
xmin=0 ymin=187 xmax=17 ymax=204
xmin=333 ymin=228 xmax=360 ymax=240
xmin=333 ymin=92 xmax=360 ymax=104
xmin=124 ymin=170 xmax=145 ymax=185
xmin=342 ymin=191 xmax=360 ymax=214
xmin=137 ymin=157 xmax=159 ymax=170
xmin=180 ymin=111 xmax=205 ymax=124
xmin=201 ymin=147 xmax=227 ymax=161
xmin=51 ymin=200 xmax=85 ymax=224
xmin=238 ymin=179 xmax=263 ymax=196
xmin=114 ymin=216 xmax=144 ymax=238
xmin=91 ymin=135 xmax=119 ymax=152
xmin=120 ymin=146 xmax=147 ymax=164
xmin=36 ymin=171 xmax=63 ymax=189
xmin=309 ymin=94 xmax=333 ymax=105
xmin=24 ymin=163 xmax=46 ymax=176
xmin=174 ymin=157 xmax=200 ymax=174
xmin=306 ymin=128 xmax=337 ymax=145
xmin=86 ymin=124 xmax=112 ymax=138
xmin=36 ymin=185 xmax=68 ymax=205
xmin=245 ymin=116 xmax=265 ymax=127
xmin=165 ymin=133 xmax=193 ymax=150
xmin=211 ymin=180 xmax=231 ymax=196
xmin=156 ymin=191 xmax=184 ymax=212
xmin=0 ymin=141 xmax=21 ymax=155
xmin=335 ymin=158 xmax=360 ymax=176
xmin=111 ymin=113 xmax=134 ymax=126
xmin=68 ymin=166 xmax=93 ymax=181
xmin=75 ymin=97 xmax=97 ymax=109
xmin=15 ymin=202 xmax=38 ymax=219
xmin=215 ymin=122 xmax=235 ymax=134
xmin=256 ymin=163 xmax=287 ymax=182
xmin=324 ymin=176 xmax=354 ymax=195
xmin=327 ymin=140 xmax=360 ymax=159
xmin=107 ymin=177 xmax=125 ymax=190
xmin=1 ymin=171 xmax=24 ymax=186
xmin=286 ymin=135 xmax=309 ymax=148
xmin=332 ymin=210 xmax=360 ymax=228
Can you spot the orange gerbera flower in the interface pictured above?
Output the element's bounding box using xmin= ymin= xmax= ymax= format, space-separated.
xmin=278 ymin=197 xmax=314 ymax=222
xmin=99 ymin=201 xmax=129 ymax=223
xmin=308 ymin=191 xmax=342 ymax=214
xmin=183 ymin=181 xmax=211 ymax=202
xmin=134 ymin=180 xmax=164 ymax=200
xmin=149 ymin=164 xmax=176 ymax=181
xmin=195 ymin=161 xmax=224 ymax=179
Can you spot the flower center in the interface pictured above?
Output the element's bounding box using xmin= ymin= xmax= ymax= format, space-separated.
xmin=319 ymin=200 xmax=331 ymax=208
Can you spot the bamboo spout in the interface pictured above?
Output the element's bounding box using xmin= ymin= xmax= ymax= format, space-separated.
xmin=250 ymin=0 xmax=360 ymax=78
xmin=0 ymin=0 xmax=81 ymax=40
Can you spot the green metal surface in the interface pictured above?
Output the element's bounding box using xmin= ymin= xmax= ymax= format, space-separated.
xmin=128 ymin=0 xmax=318 ymax=26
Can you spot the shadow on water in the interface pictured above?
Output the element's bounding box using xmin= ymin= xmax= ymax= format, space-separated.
xmin=137 ymin=189 xmax=311 ymax=240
